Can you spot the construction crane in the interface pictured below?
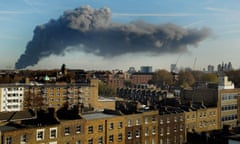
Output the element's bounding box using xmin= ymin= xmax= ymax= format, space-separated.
xmin=172 ymin=54 xmax=183 ymax=73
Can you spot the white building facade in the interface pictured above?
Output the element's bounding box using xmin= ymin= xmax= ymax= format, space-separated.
xmin=0 ymin=85 xmax=24 ymax=112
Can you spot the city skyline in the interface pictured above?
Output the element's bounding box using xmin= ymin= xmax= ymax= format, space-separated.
xmin=1 ymin=0 xmax=240 ymax=71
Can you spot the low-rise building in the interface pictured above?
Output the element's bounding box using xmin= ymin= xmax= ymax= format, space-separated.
xmin=159 ymin=107 xmax=185 ymax=144
xmin=131 ymin=72 xmax=153 ymax=85
xmin=184 ymin=105 xmax=219 ymax=133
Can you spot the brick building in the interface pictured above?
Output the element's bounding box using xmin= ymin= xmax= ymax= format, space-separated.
xmin=159 ymin=107 xmax=185 ymax=144
xmin=125 ymin=110 xmax=158 ymax=144
xmin=23 ymin=79 xmax=99 ymax=111
xmin=130 ymin=72 xmax=153 ymax=85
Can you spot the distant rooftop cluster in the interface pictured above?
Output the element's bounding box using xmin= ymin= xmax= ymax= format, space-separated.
xmin=0 ymin=63 xmax=240 ymax=143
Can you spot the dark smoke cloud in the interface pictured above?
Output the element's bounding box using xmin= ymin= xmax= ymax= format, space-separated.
xmin=15 ymin=6 xmax=211 ymax=69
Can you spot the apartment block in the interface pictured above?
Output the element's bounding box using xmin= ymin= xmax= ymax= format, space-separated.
xmin=0 ymin=85 xmax=24 ymax=112
xmin=218 ymin=88 xmax=240 ymax=128
xmin=23 ymin=79 xmax=98 ymax=111
xmin=217 ymin=73 xmax=240 ymax=128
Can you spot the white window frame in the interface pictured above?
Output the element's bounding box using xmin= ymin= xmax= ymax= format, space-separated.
xmin=36 ymin=129 xmax=45 ymax=141
xmin=136 ymin=119 xmax=140 ymax=125
xmin=109 ymin=123 xmax=114 ymax=130
xmin=20 ymin=134 xmax=27 ymax=143
xmin=50 ymin=127 xmax=57 ymax=139
xmin=136 ymin=129 xmax=140 ymax=138
xmin=127 ymin=131 xmax=132 ymax=139
xmin=98 ymin=136 xmax=103 ymax=144
xmin=64 ymin=127 xmax=70 ymax=136
xmin=118 ymin=122 xmax=123 ymax=128
xmin=118 ymin=133 xmax=122 ymax=142
xmin=6 ymin=136 xmax=12 ymax=144
xmin=76 ymin=125 xmax=82 ymax=134
xmin=127 ymin=120 xmax=131 ymax=127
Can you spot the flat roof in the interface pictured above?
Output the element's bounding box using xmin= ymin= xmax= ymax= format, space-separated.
xmin=83 ymin=112 xmax=119 ymax=120
xmin=0 ymin=126 xmax=17 ymax=132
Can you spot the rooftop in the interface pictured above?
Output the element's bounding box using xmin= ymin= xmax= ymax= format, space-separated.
xmin=83 ymin=112 xmax=120 ymax=120
xmin=0 ymin=110 xmax=35 ymax=122
xmin=0 ymin=125 xmax=17 ymax=132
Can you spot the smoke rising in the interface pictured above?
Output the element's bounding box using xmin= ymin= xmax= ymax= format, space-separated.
xmin=15 ymin=6 xmax=211 ymax=69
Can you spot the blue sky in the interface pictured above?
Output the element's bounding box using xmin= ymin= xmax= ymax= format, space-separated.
xmin=1 ymin=0 xmax=240 ymax=71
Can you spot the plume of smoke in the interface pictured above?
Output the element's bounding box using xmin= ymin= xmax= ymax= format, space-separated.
xmin=15 ymin=6 xmax=211 ymax=69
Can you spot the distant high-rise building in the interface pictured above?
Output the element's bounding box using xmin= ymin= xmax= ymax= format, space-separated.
xmin=228 ymin=62 xmax=233 ymax=70
xmin=208 ymin=65 xmax=214 ymax=72
xmin=170 ymin=64 xmax=177 ymax=73
xmin=128 ymin=67 xmax=136 ymax=74
xmin=217 ymin=64 xmax=222 ymax=72
xmin=217 ymin=62 xmax=233 ymax=72
xmin=140 ymin=66 xmax=152 ymax=73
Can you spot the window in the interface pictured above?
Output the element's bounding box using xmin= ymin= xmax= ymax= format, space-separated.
xmin=98 ymin=125 xmax=103 ymax=132
xmin=152 ymin=116 xmax=156 ymax=122
xmin=160 ymin=139 xmax=163 ymax=144
xmin=160 ymin=128 xmax=164 ymax=136
xmin=145 ymin=128 xmax=149 ymax=136
xmin=21 ymin=134 xmax=27 ymax=143
xmin=136 ymin=129 xmax=141 ymax=138
xmin=88 ymin=126 xmax=93 ymax=133
xmin=152 ymin=126 xmax=156 ymax=134
xmin=88 ymin=138 xmax=93 ymax=144
xmin=98 ymin=137 xmax=103 ymax=144
xmin=180 ymin=124 xmax=183 ymax=131
xmin=110 ymin=123 xmax=114 ymax=129
xmin=76 ymin=125 xmax=81 ymax=134
xmin=118 ymin=133 xmax=122 ymax=142
xmin=50 ymin=127 xmax=57 ymax=139
xmin=160 ymin=119 xmax=163 ymax=124
xmin=36 ymin=129 xmax=44 ymax=141
xmin=152 ymin=138 xmax=156 ymax=144
xmin=180 ymin=116 xmax=183 ymax=121
xmin=109 ymin=135 xmax=114 ymax=142
xmin=166 ymin=117 xmax=170 ymax=123
xmin=136 ymin=119 xmax=140 ymax=125
xmin=127 ymin=120 xmax=131 ymax=127
xmin=6 ymin=137 xmax=12 ymax=144
xmin=174 ymin=117 xmax=177 ymax=122
xmin=167 ymin=126 xmax=170 ymax=135
xmin=145 ymin=117 xmax=148 ymax=124
xmin=127 ymin=131 xmax=132 ymax=139
xmin=64 ymin=127 xmax=70 ymax=135
xmin=118 ymin=122 xmax=123 ymax=128
xmin=174 ymin=125 xmax=177 ymax=132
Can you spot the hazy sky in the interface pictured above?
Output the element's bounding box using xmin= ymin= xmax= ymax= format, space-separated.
xmin=1 ymin=0 xmax=240 ymax=71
